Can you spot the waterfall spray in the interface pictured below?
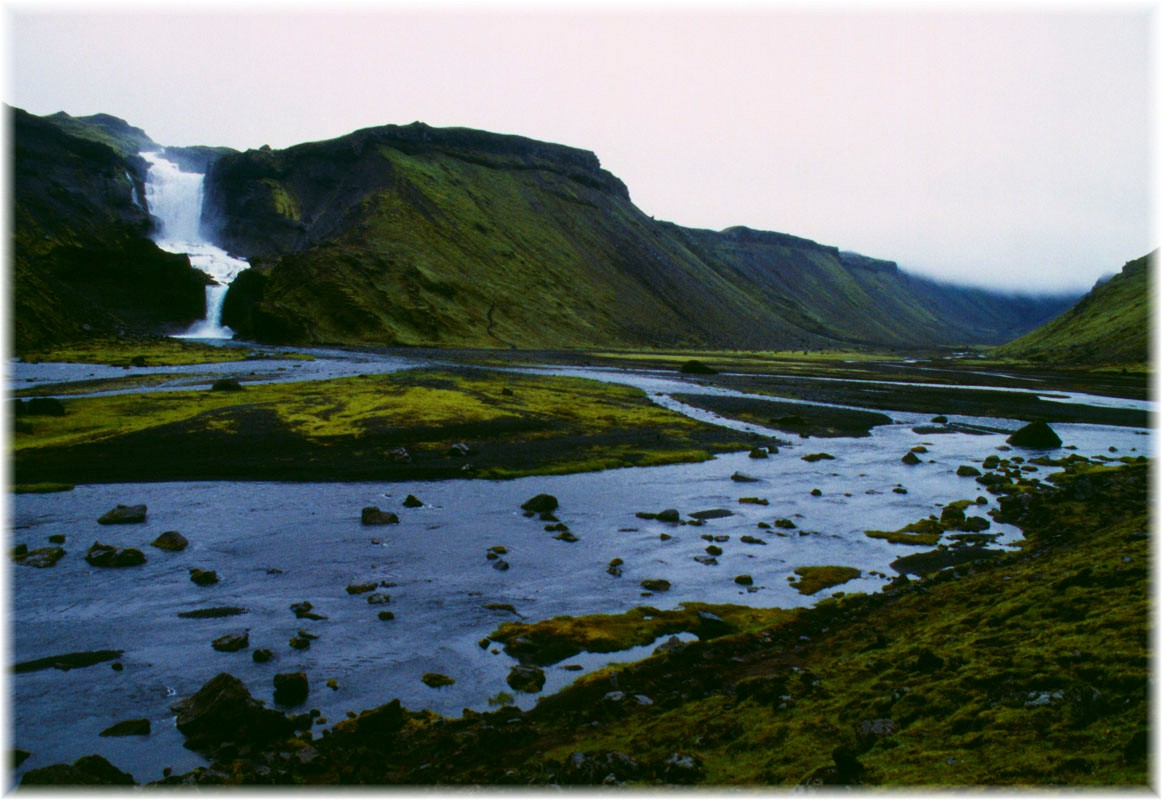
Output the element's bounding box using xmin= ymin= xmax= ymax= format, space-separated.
xmin=141 ymin=152 xmax=249 ymax=339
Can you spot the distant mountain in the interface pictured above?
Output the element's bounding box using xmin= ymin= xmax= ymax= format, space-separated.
xmin=994 ymin=252 xmax=1152 ymax=367
xmin=10 ymin=106 xmax=208 ymax=349
xmin=9 ymin=107 xmax=1078 ymax=351
xmin=205 ymin=122 xmax=1074 ymax=349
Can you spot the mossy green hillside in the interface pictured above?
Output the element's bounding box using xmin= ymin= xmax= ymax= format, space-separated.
xmin=995 ymin=252 xmax=1152 ymax=368
xmin=12 ymin=369 xmax=748 ymax=483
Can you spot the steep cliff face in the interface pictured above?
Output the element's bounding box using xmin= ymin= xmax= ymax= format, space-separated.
xmin=11 ymin=107 xmax=208 ymax=349
xmin=208 ymin=122 xmax=1075 ymax=350
xmin=994 ymin=252 xmax=1152 ymax=366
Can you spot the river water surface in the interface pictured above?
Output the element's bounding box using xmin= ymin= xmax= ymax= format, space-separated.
xmin=8 ymin=350 xmax=1152 ymax=783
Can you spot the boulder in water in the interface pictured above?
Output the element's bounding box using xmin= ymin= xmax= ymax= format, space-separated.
xmin=1007 ymin=421 xmax=1062 ymax=449
xmin=361 ymin=507 xmax=399 ymax=525
xmin=20 ymin=754 xmax=135 ymax=786
xmin=98 ymin=504 xmax=146 ymax=525
xmin=85 ymin=542 xmax=145 ymax=568
xmin=506 ymin=664 xmax=546 ymax=693
xmin=273 ymin=672 xmax=309 ymax=706
xmin=151 ymin=531 xmax=189 ymax=551
xmin=521 ymin=493 xmax=558 ymax=513
xmin=173 ymin=672 xmax=294 ymax=755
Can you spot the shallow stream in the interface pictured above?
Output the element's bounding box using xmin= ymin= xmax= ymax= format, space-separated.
xmin=7 ymin=349 xmax=1153 ymax=783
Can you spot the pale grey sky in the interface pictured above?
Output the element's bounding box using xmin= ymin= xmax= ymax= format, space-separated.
xmin=6 ymin=3 xmax=1155 ymax=293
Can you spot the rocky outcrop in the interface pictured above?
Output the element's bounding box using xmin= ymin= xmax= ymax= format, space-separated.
xmin=11 ymin=107 xmax=208 ymax=349
xmin=173 ymin=672 xmax=294 ymax=755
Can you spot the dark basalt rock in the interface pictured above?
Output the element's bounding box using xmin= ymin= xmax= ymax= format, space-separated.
xmin=189 ymin=568 xmax=220 ymax=586
xmin=422 ymin=672 xmax=455 ymax=688
xmin=97 ymin=504 xmax=146 ymax=525
xmin=402 ymin=494 xmax=424 ymax=508
xmin=99 ymin=718 xmax=151 ymax=737
xmin=1007 ymin=421 xmax=1063 ymax=449
xmin=14 ymin=649 xmax=123 ymax=674
xmin=14 ymin=546 xmax=65 ymax=568
xmin=24 ymin=397 xmax=66 ymax=416
xmin=85 ymin=542 xmax=145 ymax=568
xmin=901 ymin=451 xmax=922 ymax=465
xmin=210 ymin=378 xmax=244 ymax=392
xmin=273 ymin=671 xmax=309 ymax=706
xmin=640 ymin=579 xmax=671 ymax=592
xmin=20 ymin=754 xmax=135 ymax=786
xmin=173 ymin=672 xmax=294 ymax=756
xmin=177 ymin=607 xmax=247 ymax=619
xmin=521 ymin=494 xmax=559 ymax=513
xmin=151 ymin=530 xmax=189 ymax=551
xmin=212 ymin=631 xmax=250 ymax=653
xmin=361 ymin=507 xmax=399 ymax=525
xmin=506 ymin=664 xmax=546 ymax=693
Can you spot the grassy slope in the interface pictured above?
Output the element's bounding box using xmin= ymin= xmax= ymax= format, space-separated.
xmin=211 ymin=125 xmax=1073 ymax=351
xmin=995 ymin=252 xmax=1152 ymax=367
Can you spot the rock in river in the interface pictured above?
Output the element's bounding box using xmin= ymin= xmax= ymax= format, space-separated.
xmin=273 ymin=671 xmax=309 ymax=706
xmin=151 ymin=531 xmax=189 ymax=551
xmin=85 ymin=542 xmax=146 ymax=568
xmin=506 ymin=664 xmax=546 ymax=693
xmin=1007 ymin=421 xmax=1063 ymax=449
xmin=521 ymin=493 xmax=559 ymax=513
xmin=173 ymin=672 xmax=294 ymax=756
xmin=212 ymin=631 xmax=250 ymax=653
xmin=99 ymin=718 xmax=151 ymax=737
xmin=361 ymin=507 xmax=400 ymax=525
xmin=97 ymin=504 xmax=146 ymax=525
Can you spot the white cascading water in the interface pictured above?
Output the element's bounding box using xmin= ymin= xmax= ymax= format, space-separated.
xmin=141 ymin=151 xmax=249 ymax=339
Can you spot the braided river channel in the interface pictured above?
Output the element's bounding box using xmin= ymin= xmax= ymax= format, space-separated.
xmin=8 ymin=346 xmax=1153 ymax=783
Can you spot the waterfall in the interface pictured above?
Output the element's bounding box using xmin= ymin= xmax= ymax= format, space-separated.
xmin=141 ymin=151 xmax=249 ymax=339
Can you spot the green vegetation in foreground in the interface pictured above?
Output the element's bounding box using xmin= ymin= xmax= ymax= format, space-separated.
xmin=12 ymin=368 xmax=748 ymax=483
xmin=489 ymin=604 xmax=795 ymax=666
xmin=150 ymin=456 xmax=1150 ymax=787
xmin=14 ymin=338 xmax=309 ymax=367
xmin=788 ymin=565 xmax=862 ymax=595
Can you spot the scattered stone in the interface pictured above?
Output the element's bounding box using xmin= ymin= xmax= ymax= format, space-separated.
xmin=366 ymin=592 xmax=391 ymax=605
xmin=378 ymin=611 xmax=395 ymax=621
xmin=705 ymin=545 xmax=724 ymax=556
xmin=956 ymin=465 xmax=981 ymax=477
xmin=211 ymin=631 xmax=249 ymax=653
xmin=931 ymin=415 xmax=949 ymax=424
xmin=506 ymin=664 xmax=546 ymax=693
xmin=734 ymin=574 xmax=754 ymax=586
xmin=99 ymin=719 xmax=151 ymax=737
xmin=14 ymin=546 xmax=65 ymax=568
xmin=640 ymin=579 xmax=671 ymax=592
xmin=740 ymin=535 xmax=768 ymax=545
xmin=655 ymin=508 xmax=681 ymax=523
xmin=802 ymin=453 xmax=835 ymax=463
xmin=731 ymin=472 xmax=760 ymax=483
xmin=690 ymin=508 xmax=734 ymax=520
xmin=20 ymin=754 xmax=135 ymax=786
xmin=422 ymin=672 xmax=455 ymax=688
xmin=273 ymin=672 xmax=309 ymax=706
xmin=402 ymin=494 xmax=424 ymax=508
xmin=85 ymin=542 xmax=145 ymax=568
xmin=749 ymin=447 xmax=769 ymax=459
xmin=189 ymin=568 xmax=219 ymax=586
xmin=738 ymin=497 xmax=769 ymax=506
xmin=178 ymin=607 xmax=246 ymax=619
xmin=554 ymin=531 xmax=579 ymax=542
xmin=361 ymin=507 xmax=399 ymax=525
xmin=521 ymin=493 xmax=559 ymax=513
xmin=446 ymin=442 xmax=473 ymax=457
xmin=291 ymin=601 xmax=327 ymax=620
xmin=694 ymin=555 xmax=718 ymax=566
xmin=346 ymin=582 xmax=378 ymax=595
xmin=289 ymin=636 xmax=312 ymax=650
xmin=145 ymin=532 xmax=188 ymax=555
xmin=901 ymin=451 xmax=922 ymax=465
xmin=810 ymin=488 xmax=823 ymax=497
xmin=252 ymin=649 xmax=273 ymax=663
xmin=1007 ymin=421 xmax=1063 ymax=449
xmin=97 ymin=504 xmax=147 ymax=525
xmin=983 ymin=455 xmax=1002 ymax=469
xmin=173 ymin=672 xmax=294 ymax=756
xmin=47 ymin=534 xmax=66 ymax=544
xmin=774 ymin=518 xmax=797 ymax=529
xmin=492 ymin=559 xmax=510 ymax=571
xmin=210 ymin=378 xmax=244 ymax=392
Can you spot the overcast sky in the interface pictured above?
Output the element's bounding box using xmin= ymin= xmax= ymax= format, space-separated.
xmin=6 ymin=3 xmax=1155 ymax=293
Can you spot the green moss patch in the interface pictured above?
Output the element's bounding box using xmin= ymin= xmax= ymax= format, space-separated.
xmin=790 ymin=566 xmax=862 ymax=595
